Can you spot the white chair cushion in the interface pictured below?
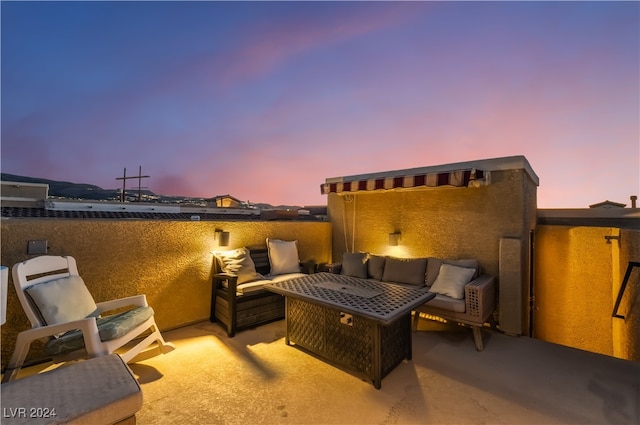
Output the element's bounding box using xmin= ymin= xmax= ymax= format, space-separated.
xmin=215 ymin=248 xmax=264 ymax=284
xmin=429 ymin=264 xmax=476 ymax=299
xmin=266 ymin=239 xmax=301 ymax=275
xmin=25 ymin=275 xmax=98 ymax=325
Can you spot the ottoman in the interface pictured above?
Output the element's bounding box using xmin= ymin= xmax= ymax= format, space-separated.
xmin=1 ymin=354 xmax=142 ymax=424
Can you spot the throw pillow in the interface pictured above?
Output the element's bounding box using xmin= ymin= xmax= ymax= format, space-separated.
xmin=25 ymin=275 xmax=99 ymax=326
xmin=429 ymin=263 xmax=476 ymax=299
xmin=216 ymin=248 xmax=264 ymax=284
xmin=426 ymin=258 xmax=479 ymax=286
xmin=267 ymin=238 xmax=301 ymax=275
xmin=341 ymin=252 xmax=368 ymax=279
xmin=368 ymin=254 xmax=386 ymax=280
xmin=381 ymin=256 xmax=427 ymax=286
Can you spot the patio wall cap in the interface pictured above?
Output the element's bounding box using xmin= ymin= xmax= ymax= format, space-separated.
xmin=325 ymin=155 xmax=539 ymax=186
xmin=538 ymin=208 xmax=640 ymax=219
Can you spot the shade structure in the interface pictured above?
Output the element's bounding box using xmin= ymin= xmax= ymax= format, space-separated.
xmin=321 ymin=168 xmax=489 ymax=195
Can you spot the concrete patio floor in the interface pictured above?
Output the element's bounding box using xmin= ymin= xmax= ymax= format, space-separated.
xmin=126 ymin=319 xmax=639 ymax=424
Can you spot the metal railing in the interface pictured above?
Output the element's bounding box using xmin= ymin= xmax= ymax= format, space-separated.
xmin=612 ymin=261 xmax=640 ymax=319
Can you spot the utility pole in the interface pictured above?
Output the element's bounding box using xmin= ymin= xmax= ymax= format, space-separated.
xmin=116 ymin=166 xmax=150 ymax=202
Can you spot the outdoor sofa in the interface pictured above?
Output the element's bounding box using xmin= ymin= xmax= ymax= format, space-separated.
xmin=210 ymin=242 xmax=495 ymax=350
xmin=327 ymin=252 xmax=496 ymax=351
xmin=210 ymin=239 xmax=313 ymax=337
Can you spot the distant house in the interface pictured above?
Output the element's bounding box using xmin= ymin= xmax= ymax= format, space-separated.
xmin=589 ymin=200 xmax=627 ymax=209
xmin=0 ymin=181 xmax=48 ymax=207
xmin=210 ymin=195 xmax=244 ymax=208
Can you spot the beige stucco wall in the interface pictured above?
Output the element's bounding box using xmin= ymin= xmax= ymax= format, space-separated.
xmin=616 ymin=228 xmax=640 ymax=360
xmin=534 ymin=226 xmax=640 ymax=360
xmin=327 ymin=168 xmax=538 ymax=334
xmin=0 ymin=218 xmax=331 ymax=368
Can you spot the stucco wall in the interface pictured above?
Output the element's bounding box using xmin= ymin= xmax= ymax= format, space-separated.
xmin=616 ymin=228 xmax=640 ymax=360
xmin=0 ymin=218 xmax=331 ymax=368
xmin=534 ymin=226 xmax=640 ymax=360
xmin=327 ymin=168 xmax=538 ymax=334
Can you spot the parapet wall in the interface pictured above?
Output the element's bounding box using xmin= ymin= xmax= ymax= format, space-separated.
xmin=0 ymin=218 xmax=331 ymax=368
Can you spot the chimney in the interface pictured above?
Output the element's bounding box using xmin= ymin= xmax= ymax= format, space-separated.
xmin=631 ymin=195 xmax=638 ymax=208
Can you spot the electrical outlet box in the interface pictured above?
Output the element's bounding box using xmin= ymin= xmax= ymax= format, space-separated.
xmin=339 ymin=312 xmax=353 ymax=326
xmin=28 ymin=240 xmax=48 ymax=254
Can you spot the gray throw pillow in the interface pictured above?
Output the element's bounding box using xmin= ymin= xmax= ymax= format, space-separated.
xmin=368 ymin=255 xmax=386 ymax=280
xmin=426 ymin=257 xmax=479 ymax=286
xmin=382 ymin=257 xmax=427 ymax=286
xmin=430 ymin=264 xmax=476 ymax=299
xmin=341 ymin=252 xmax=368 ymax=279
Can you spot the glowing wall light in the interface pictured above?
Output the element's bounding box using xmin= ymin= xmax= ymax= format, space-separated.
xmin=389 ymin=231 xmax=401 ymax=246
xmin=214 ymin=229 xmax=230 ymax=247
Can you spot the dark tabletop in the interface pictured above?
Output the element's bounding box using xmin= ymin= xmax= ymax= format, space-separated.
xmin=265 ymin=272 xmax=435 ymax=325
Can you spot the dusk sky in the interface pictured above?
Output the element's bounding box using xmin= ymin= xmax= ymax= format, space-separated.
xmin=2 ymin=1 xmax=638 ymax=208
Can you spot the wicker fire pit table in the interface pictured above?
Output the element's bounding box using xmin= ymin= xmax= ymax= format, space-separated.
xmin=265 ymin=272 xmax=435 ymax=389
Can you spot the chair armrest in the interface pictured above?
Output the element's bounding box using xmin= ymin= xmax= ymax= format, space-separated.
xmin=2 ymin=318 xmax=104 ymax=382
xmin=28 ymin=319 xmax=100 ymax=340
xmin=214 ymin=272 xmax=238 ymax=293
xmin=299 ymin=260 xmax=316 ymax=274
xmin=318 ymin=262 xmax=342 ymax=274
xmin=464 ymin=274 xmax=496 ymax=321
xmin=96 ymin=295 xmax=148 ymax=313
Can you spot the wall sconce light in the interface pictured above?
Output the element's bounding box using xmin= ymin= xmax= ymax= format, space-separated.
xmin=214 ymin=229 xmax=230 ymax=247
xmin=389 ymin=231 xmax=401 ymax=246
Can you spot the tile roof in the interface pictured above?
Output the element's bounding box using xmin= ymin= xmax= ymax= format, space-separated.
xmin=1 ymin=207 xmax=261 ymax=221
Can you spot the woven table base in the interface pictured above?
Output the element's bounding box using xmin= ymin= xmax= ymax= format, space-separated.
xmin=286 ymin=297 xmax=411 ymax=389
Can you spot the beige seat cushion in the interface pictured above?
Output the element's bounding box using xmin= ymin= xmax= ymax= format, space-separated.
xmin=235 ymin=272 xmax=307 ymax=295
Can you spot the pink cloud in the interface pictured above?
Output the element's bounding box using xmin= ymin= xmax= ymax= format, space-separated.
xmin=204 ymin=5 xmax=424 ymax=89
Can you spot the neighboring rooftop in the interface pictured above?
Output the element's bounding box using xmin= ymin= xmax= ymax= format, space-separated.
xmin=538 ymin=202 xmax=640 ymax=229
xmin=590 ymin=200 xmax=628 ymax=209
xmin=0 ymin=178 xmax=326 ymax=221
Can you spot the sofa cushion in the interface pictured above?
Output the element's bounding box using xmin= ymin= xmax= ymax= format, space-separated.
xmin=424 ymin=294 xmax=466 ymax=313
xmin=382 ymin=257 xmax=427 ymax=286
xmin=341 ymin=252 xmax=368 ymax=279
xmin=430 ymin=263 xmax=476 ymax=299
xmin=368 ymin=254 xmax=386 ymax=280
xmin=216 ymin=248 xmax=264 ymax=284
xmin=25 ymin=275 xmax=99 ymax=326
xmin=267 ymin=238 xmax=301 ymax=275
xmin=426 ymin=258 xmax=479 ymax=286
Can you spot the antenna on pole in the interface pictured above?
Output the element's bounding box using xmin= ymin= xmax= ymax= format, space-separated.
xmin=116 ymin=166 xmax=150 ymax=202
